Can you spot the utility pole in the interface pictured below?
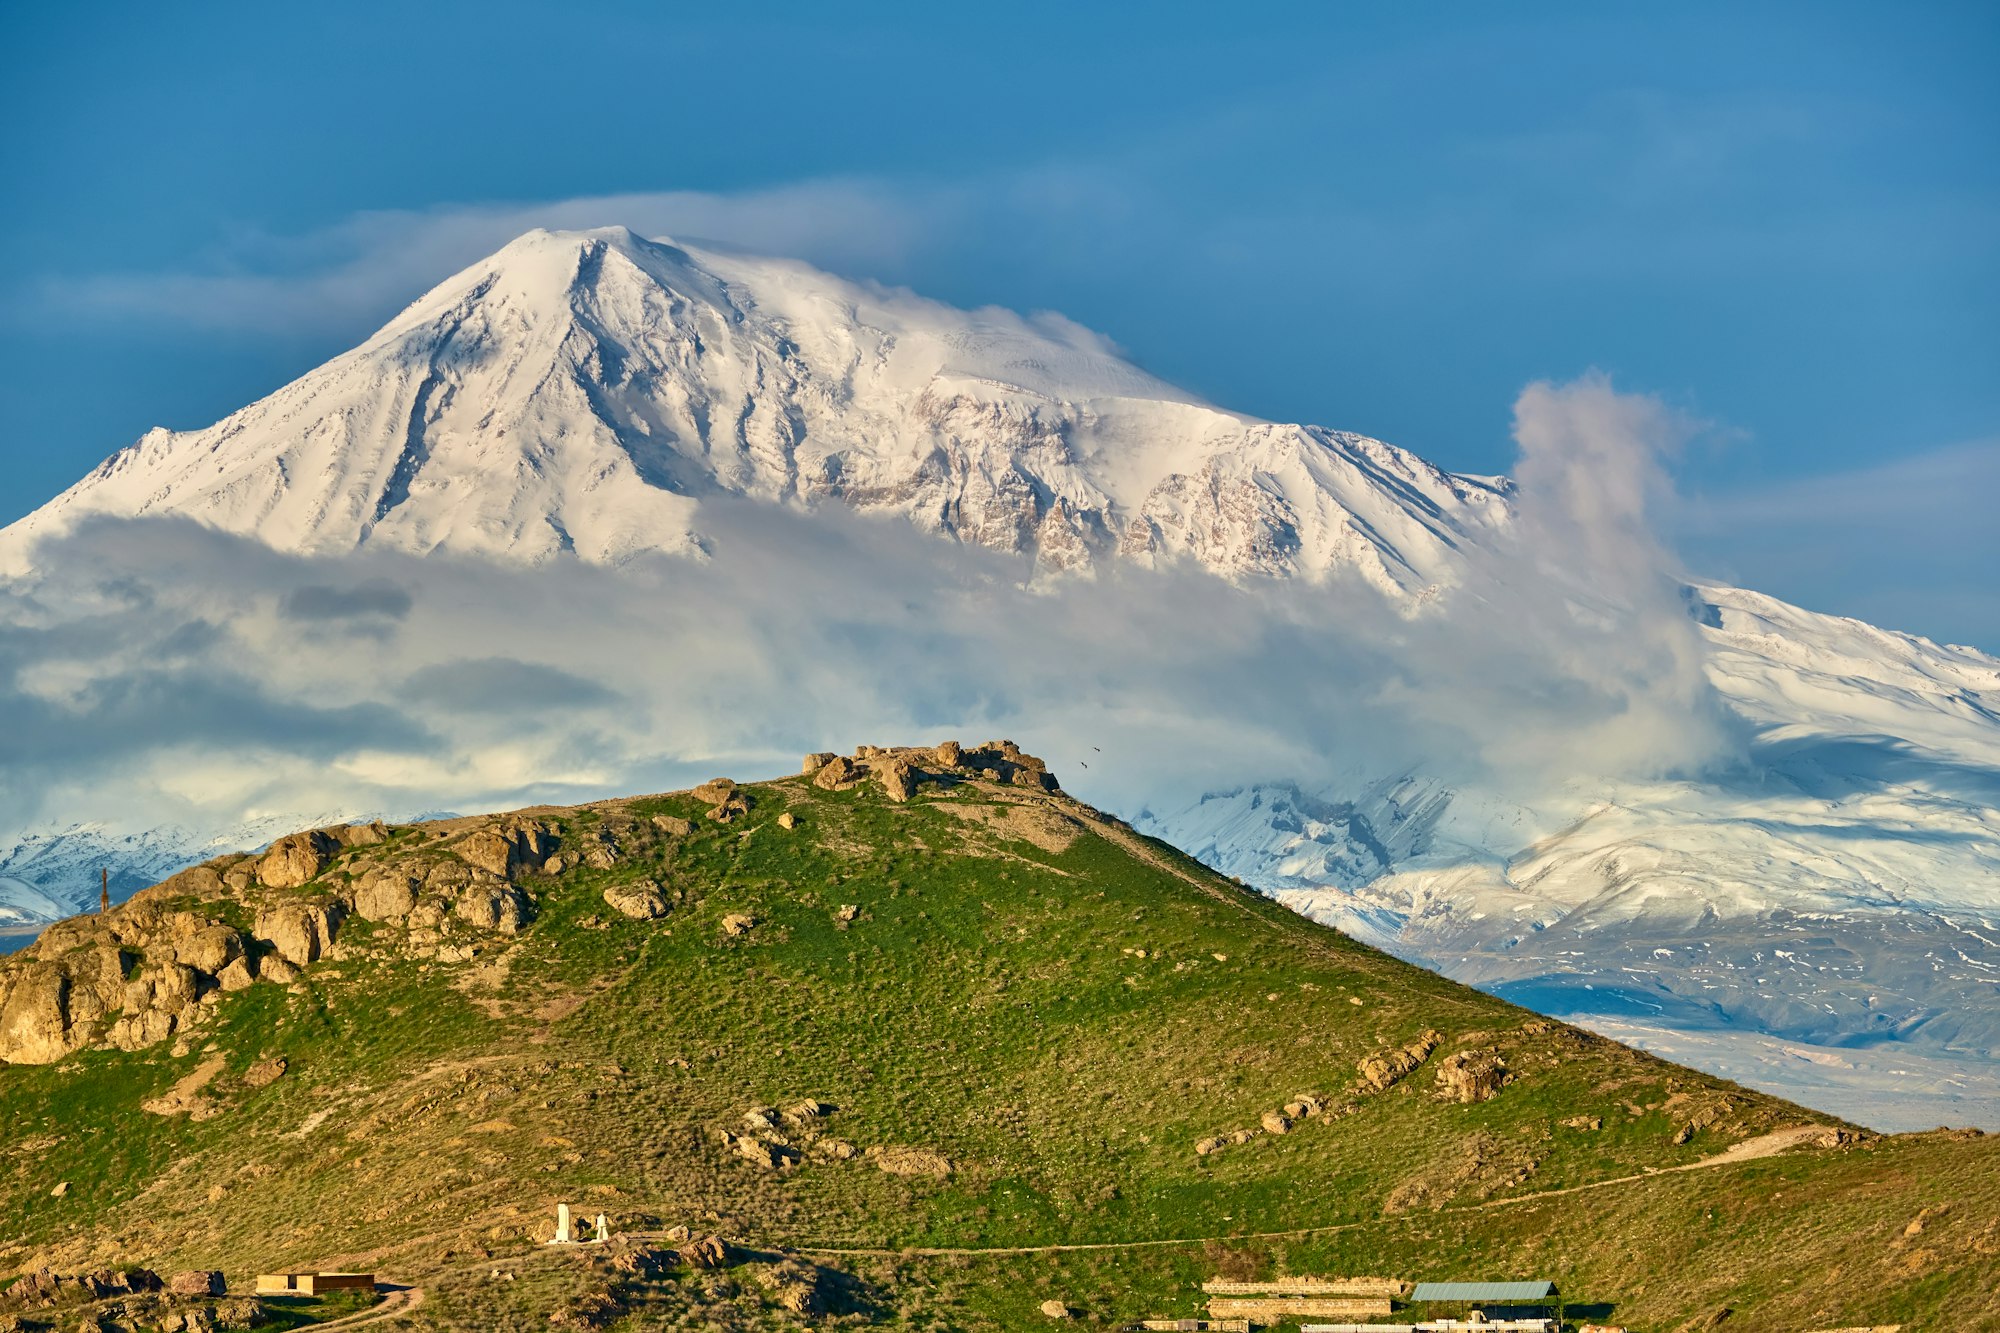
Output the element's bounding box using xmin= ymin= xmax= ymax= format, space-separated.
xmin=100 ymin=867 xmax=110 ymax=914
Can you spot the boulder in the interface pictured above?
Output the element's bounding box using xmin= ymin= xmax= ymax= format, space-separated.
xmin=813 ymin=756 xmax=859 ymax=791
xmin=253 ymin=902 xmax=344 ymax=968
xmin=0 ymin=962 xmax=79 ymax=1064
xmin=721 ymin=913 xmax=756 ymax=937
xmin=1040 ymin=1298 xmax=1072 ymax=1319
xmin=707 ymin=793 xmax=751 ymax=823
xmin=932 ymin=740 xmax=963 ymax=767
xmin=1261 ymin=1110 xmax=1292 ymax=1135
xmin=604 ymin=881 xmax=669 ymax=920
xmin=650 ymin=815 xmax=696 ymax=837
xmin=801 ymin=753 xmax=836 ymax=774
xmin=215 ymin=958 xmax=255 ymax=993
xmin=353 ymin=863 xmax=422 ymax=921
xmin=1194 ymin=1136 xmax=1226 ymax=1156
xmin=732 ymin=1135 xmax=781 ymax=1170
xmin=1435 ymin=1050 xmax=1510 ymax=1104
xmin=456 ymin=829 xmax=517 ymax=878
xmin=692 ymin=778 xmax=737 ymax=806
xmin=256 ymin=830 xmax=337 ymax=889
xmin=168 ymin=1271 xmax=225 ymax=1297
xmin=454 ymin=878 xmax=534 ymax=934
xmin=174 ymin=925 xmax=243 ymax=976
xmin=776 ymin=812 xmax=797 ymax=830
xmin=686 ymin=1235 xmax=731 ymax=1269
xmin=243 ymin=1056 xmax=287 ymax=1088
xmin=878 ymin=760 xmax=918 ymax=803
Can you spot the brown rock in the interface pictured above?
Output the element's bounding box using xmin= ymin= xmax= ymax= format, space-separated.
xmin=0 ymin=961 xmax=83 ymax=1064
xmin=776 ymin=812 xmax=797 ymax=830
xmin=1435 ymin=1050 xmax=1510 ymax=1104
xmin=603 ymin=880 xmax=669 ymax=920
xmin=1040 ymin=1298 xmax=1072 ymax=1319
xmin=878 ymin=759 xmax=919 ymax=802
xmin=707 ymin=793 xmax=750 ymax=823
xmin=932 ymin=740 xmax=963 ymax=767
xmin=243 ymin=1057 xmax=287 ymax=1089
xmin=353 ymin=863 xmax=422 ymax=921
xmin=1261 ymin=1110 xmax=1292 ymax=1135
xmin=813 ymin=756 xmax=859 ymax=790
xmin=650 ymin=815 xmax=696 ymax=837
xmin=692 ymin=778 xmax=737 ymax=806
xmin=866 ymin=1145 xmax=951 ymax=1177
xmin=454 ymin=878 xmax=533 ymax=934
xmin=721 ymin=913 xmax=756 ymax=937
xmin=174 ymin=925 xmax=243 ymax=976
xmin=1358 ymin=1029 xmax=1442 ymax=1092
xmin=253 ymin=901 xmax=344 ymax=968
xmin=1194 ymin=1136 xmax=1226 ymax=1156
xmin=686 ymin=1235 xmax=732 ymax=1269
xmin=215 ymin=958 xmax=255 ymax=993
xmin=801 ymin=753 xmax=836 ymax=774
xmin=457 ymin=829 xmax=517 ymax=878
xmin=255 ymin=830 xmax=336 ymax=889
xmin=168 ymin=1271 xmax=224 ymax=1297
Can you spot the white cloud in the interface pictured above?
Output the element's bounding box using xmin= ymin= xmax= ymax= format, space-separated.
xmin=0 ymin=376 xmax=1739 ymax=866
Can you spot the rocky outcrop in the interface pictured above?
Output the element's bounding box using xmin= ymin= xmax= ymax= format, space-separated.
xmin=1435 ymin=1049 xmax=1511 ymax=1104
xmin=353 ymin=862 xmax=423 ymax=920
xmin=256 ymin=830 xmax=337 ymax=889
xmin=454 ymin=818 xmax=557 ymax=879
xmin=168 ymin=1271 xmax=225 ymax=1297
xmin=0 ymin=1267 xmax=163 ymax=1310
xmin=604 ymin=880 xmax=669 ymax=920
xmin=878 ymin=758 xmax=919 ymax=802
xmin=1359 ymin=1029 xmax=1442 ymax=1092
xmin=813 ymin=756 xmax=860 ymax=790
xmin=254 ymin=901 xmax=344 ymax=968
xmin=454 ymin=878 xmax=534 ymax=934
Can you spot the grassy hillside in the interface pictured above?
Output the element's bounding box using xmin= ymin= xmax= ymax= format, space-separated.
xmin=1 ymin=744 xmax=1994 ymax=1331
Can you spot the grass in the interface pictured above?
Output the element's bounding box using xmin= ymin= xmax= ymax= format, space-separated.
xmin=1 ymin=764 xmax=1994 ymax=1329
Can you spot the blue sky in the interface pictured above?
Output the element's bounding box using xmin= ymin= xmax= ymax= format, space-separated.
xmin=2 ymin=1 xmax=1995 ymax=644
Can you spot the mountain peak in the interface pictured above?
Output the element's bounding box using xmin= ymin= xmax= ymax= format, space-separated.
xmin=0 ymin=230 xmax=1509 ymax=585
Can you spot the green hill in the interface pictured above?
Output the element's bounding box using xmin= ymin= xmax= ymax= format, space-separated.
xmin=1 ymin=742 xmax=1994 ymax=1331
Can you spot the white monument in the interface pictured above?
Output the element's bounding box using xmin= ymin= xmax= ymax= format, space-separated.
xmin=549 ymin=1202 xmax=574 ymax=1245
xmin=593 ymin=1213 xmax=609 ymax=1244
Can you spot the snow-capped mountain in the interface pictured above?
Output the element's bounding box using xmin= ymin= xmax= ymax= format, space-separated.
xmin=1 ymin=226 xmax=1993 ymax=1126
xmin=1142 ymin=584 xmax=2000 ymax=1125
xmin=0 ymin=226 xmax=1508 ymax=593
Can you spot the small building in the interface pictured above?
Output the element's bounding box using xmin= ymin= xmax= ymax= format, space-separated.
xmin=254 ymin=1272 xmax=377 ymax=1297
xmin=1409 ymin=1281 xmax=1561 ymax=1328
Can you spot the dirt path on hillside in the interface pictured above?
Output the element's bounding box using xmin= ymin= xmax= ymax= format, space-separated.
xmin=304 ymin=1282 xmax=425 ymax=1329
